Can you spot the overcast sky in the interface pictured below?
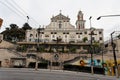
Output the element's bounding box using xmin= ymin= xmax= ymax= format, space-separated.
xmin=0 ymin=0 xmax=120 ymax=40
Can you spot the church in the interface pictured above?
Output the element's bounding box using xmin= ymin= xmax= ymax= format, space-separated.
xmin=13 ymin=11 xmax=104 ymax=69
xmin=26 ymin=10 xmax=103 ymax=44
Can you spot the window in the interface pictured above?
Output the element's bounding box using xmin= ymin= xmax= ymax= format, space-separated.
xmin=30 ymin=34 xmax=33 ymax=37
xmin=59 ymin=21 xmax=62 ymax=29
xmin=52 ymin=35 xmax=55 ymax=38
xmin=99 ymin=37 xmax=102 ymax=40
xmin=36 ymin=34 xmax=37 ymax=37
xmin=84 ymin=31 xmax=87 ymax=34
xmin=51 ymin=32 xmax=53 ymax=34
xmin=67 ymin=32 xmax=69 ymax=34
xmin=92 ymin=37 xmax=95 ymax=40
xmin=29 ymin=39 xmax=31 ymax=41
xmin=65 ymin=35 xmax=67 ymax=38
xmin=59 ymin=24 xmax=62 ymax=28
xmin=63 ymin=32 xmax=65 ymax=34
xmin=99 ymin=31 xmax=102 ymax=34
xmin=78 ymin=35 xmax=80 ymax=38
xmin=76 ymin=33 xmax=78 ymax=34
xmin=80 ymin=33 xmax=82 ymax=34
xmin=54 ymin=32 xmax=57 ymax=34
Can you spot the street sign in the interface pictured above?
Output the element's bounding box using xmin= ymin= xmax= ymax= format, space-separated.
xmin=54 ymin=54 xmax=59 ymax=61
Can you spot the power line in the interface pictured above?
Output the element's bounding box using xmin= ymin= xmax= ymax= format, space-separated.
xmin=5 ymin=0 xmax=26 ymax=18
xmin=0 ymin=1 xmax=25 ymax=19
xmin=11 ymin=0 xmax=40 ymax=25
xmin=1 ymin=0 xmax=40 ymax=27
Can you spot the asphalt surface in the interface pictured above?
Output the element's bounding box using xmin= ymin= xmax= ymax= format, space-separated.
xmin=0 ymin=68 xmax=119 ymax=80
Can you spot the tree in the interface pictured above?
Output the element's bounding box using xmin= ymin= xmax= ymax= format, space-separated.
xmin=1 ymin=23 xmax=25 ymax=42
xmin=37 ymin=46 xmax=45 ymax=52
xmin=5 ymin=27 xmax=9 ymax=31
xmin=10 ymin=24 xmax=18 ymax=30
xmin=93 ymin=41 xmax=101 ymax=54
xmin=22 ymin=23 xmax=32 ymax=30
xmin=69 ymin=46 xmax=76 ymax=53
xmin=82 ymin=37 xmax=88 ymax=42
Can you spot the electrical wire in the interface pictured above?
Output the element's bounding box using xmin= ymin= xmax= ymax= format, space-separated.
xmin=11 ymin=0 xmax=40 ymax=25
xmin=0 ymin=0 xmax=40 ymax=27
xmin=0 ymin=1 xmax=25 ymax=19
xmin=5 ymin=0 xmax=26 ymax=18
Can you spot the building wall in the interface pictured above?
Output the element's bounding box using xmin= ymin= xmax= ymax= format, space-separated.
xmin=25 ymin=11 xmax=104 ymax=44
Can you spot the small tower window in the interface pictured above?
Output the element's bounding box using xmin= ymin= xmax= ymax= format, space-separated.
xmin=99 ymin=31 xmax=102 ymax=34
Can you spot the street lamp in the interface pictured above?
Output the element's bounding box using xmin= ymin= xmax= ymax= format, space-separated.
xmin=97 ymin=15 xmax=120 ymax=77
xmin=27 ymin=16 xmax=29 ymax=23
xmin=89 ymin=16 xmax=94 ymax=75
xmin=97 ymin=15 xmax=120 ymax=20
xmin=111 ymin=31 xmax=118 ymax=77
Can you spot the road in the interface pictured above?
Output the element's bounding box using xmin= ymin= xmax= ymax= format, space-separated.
xmin=0 ymin=68 xmax=119 ymax=80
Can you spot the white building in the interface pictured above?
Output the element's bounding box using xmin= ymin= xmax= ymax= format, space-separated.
xmin=26 ymin=11 xmax=104 ymax=43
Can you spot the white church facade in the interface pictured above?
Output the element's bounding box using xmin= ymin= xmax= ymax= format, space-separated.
xmin=26 ymin=11 xmax=104 ymax=43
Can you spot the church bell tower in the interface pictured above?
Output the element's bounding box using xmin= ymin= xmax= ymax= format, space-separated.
xmin=76 ymin=10 xmax=86 ymax=30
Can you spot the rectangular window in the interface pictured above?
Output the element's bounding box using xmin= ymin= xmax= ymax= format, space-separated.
xmin=99 ymin=37 xmax=102 ymax=40
xmin=30 ymin=34 xmax=33 ymax=37
xmin=36 ymin=34 xmax=37 ymax=37
xmin=65 ymin=35 xmax=67 ymax=38
xmin=99 ymin=31 xmax=102 ymax=34
xmin=84 ymin=32 xmax=87 ymax=34
xmin=52 ymin=35 xmax=55 ymax=38
xmin=29 ymin=39 xmax=31 ymax=41
xmin=92 ymin=37 xmax=94 ymax=40
xmin=80 ymin=33 xmax=82 ymax=34
xmin=59 ymin=24 xmax=62 ymax=29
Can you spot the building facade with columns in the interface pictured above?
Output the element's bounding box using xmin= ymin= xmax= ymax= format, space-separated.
xmin=26 ymin=11 xmax=104 ymax=44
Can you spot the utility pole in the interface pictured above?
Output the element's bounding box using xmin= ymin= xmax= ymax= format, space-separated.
xmin=89 ymin=16 xmax=94 ymax=75
xmin=111 ymin=31 xmax=118 ymax=78
xmin=97 ymin=15 xmax=120 ymax=78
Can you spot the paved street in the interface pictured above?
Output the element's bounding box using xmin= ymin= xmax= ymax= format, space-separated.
xmin=0 ymin=68 xmax=119 ymax=80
